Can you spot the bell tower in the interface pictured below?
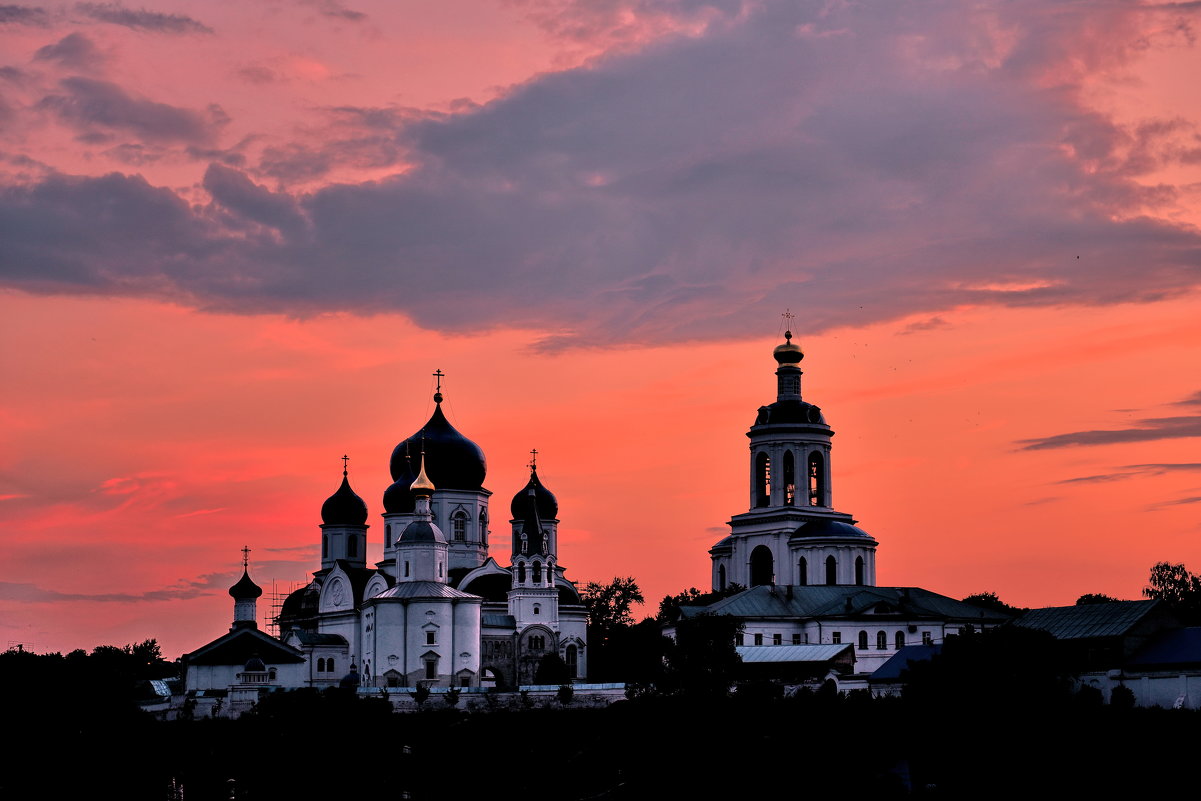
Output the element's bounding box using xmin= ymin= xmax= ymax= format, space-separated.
xmin=711 ymin=320 xmax=877 ymax=590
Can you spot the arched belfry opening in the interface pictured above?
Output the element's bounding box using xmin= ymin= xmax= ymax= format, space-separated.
xmin=808 ymin=451 xmax=825 ymax=507
xmin=798 ymin=556 xmax=808 ymax=586
xmin=825 ymin=555 xmax=837 ymax=585
xmin=783 ymin=450 xmax=796 ymax=506
xmin=750 ymin=545 xmax=774 ymax=586
xmin=755 ymin=452 xmax=771 ymax=508
xmin=855 ymin=556 xmax=864 ymax=586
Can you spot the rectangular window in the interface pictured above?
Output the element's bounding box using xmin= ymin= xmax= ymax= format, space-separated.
xmin=793 ymin=633 xmax=801 ymax=645
xmin=922 ymin=631 xmax=932 ymax=646
xmin=737 ymin=633 xmax=744 ymax=646
xmin=426 ymin=630 xmax=436 ymax=645
xmin=831 ymin=632 xmax=841 ymax=644
xmin=773 ymin=633 xmax=782 ymax=646
xmin=753 ymin=633 xmax=763 ymax=646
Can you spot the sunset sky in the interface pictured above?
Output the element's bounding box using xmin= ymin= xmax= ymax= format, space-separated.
xmin=2 ymin=0 xmax=1201 ymax=660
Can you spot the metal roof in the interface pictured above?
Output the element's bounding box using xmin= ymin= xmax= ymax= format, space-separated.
xmin=735 ymin=644 xmax=852 ymax=663
xmin=684 ymin=584 xmax=1010 ymax=622
xmin=869 ymin=644 xmax=942 ymax=681
xmin=373 ymin=581 xmax=480 ymax=600
xmin=1127 ymin=626 xmax=1201 ymax=668
xmin=1014 ymin=600 xmax=1159 ymax=640
xmin=482 ymin=614 xmax=516 ymax=627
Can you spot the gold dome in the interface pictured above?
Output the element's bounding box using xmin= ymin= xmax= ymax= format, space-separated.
xmin=773 ymin=330 xmax=803 ymax=366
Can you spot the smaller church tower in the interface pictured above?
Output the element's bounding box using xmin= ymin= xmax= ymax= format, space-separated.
xmin=229 ymin=547 xmax=262 ymax=630
xmin=395 ymin=453 xmax=449 ymax=583
xmin=319 ymin=456 xmax=369 ymax=570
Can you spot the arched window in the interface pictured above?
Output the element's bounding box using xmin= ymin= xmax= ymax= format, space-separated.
xmin=718 ymin=564 xmax=727 ymax=591
xmin=518 ymin=562 xmax=526 ymax=583
xmin=783 ymin=450 xmax=796 ymax=506
xmin=317 ymin=658 xmax=326 ymax=672
xmin=858 ymin=631 xmax=868 ymax=650
xmin=480 ymin=509 xmax=488 ymax=545
xmin=798 ymin=557 xmax=808 ymax=586
xmin=808 ymin=452 xmax=825 ymax=506
xmin=533 ymin=604 xmax=541 ymax=615
xmin=755 ymin=452 xmax=771 ymax=507
xmin=532 ymin=561 xmax=542 ymax=584
xmin=385 ymin=525 xmax=391 ymax=549
xmin=521 ymin=533 xmax=529 ymax=554
xmin=565 ymin=644 xmax=578 ymax=678
xmin=452 ymin=510 xmax=468 ymax=542
xmin=327 ymin=658 xmax=335 ymax=674
xmin=876 ymin=631 xmax=887 ymax=650
xmin=348 ymin=535 xmax=358 ymax=558
xmin=404 ymin=561 xmax=410 ymax=578
xmin=825 ymin=555 xmax=837 ymax=585
xmin=322 ymin=534 xmax=328 ymax=558
xmin=750 ymin=545 xmax=774 ymax=587
xmin=895 ymin=631 xmax=905 ymax=650
xmin=855 ymin=556 xmax=864 ymax=586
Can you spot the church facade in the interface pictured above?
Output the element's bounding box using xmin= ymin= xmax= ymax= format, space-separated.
xmin=184 ymin=380 xmax=588 ymax=695
xmin=686 ymin=331 xmax=1008 ymax=676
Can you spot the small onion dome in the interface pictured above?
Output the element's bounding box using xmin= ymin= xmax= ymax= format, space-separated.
xmin=773 ymin=330 xmax=803 ymax=367
xmin=389 ymin=404 xmax=486 ymax=491
xmin=339 ymin=665 xmax=361 ymax=689
xmin=410 ymin=455 xmax=435 ymax=495
xmin=510 ymin=468 xmax=558 ymax=520
xmin=790 ymin=519 xmax=873 ymax=539
xmin=398 ymin=519 xmax=445 ymax=543
xmin=244 ymin=655 xmax=267 ymax=672
xmin=229 ymin=569 xmax=263 ymax=600
xmin=321 ymin=471 xmax=369 ymax=526
xmin=383 ymin=454 xmax=418 ymax=514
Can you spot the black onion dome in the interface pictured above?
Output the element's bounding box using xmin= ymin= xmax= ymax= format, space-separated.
xmin=510 ymin=469 xmax=558 ymax=520
xmin=753 ymin=399 xmax=827 ymax=427
xmin=791 ymin=519 xmax=873 ymax=539
xmin=383 ymin=455 xmax=418 ymax=514
xmin=321 ymin=472 xmax=369 ymax=525
xmin=399 ymin=520 xmax=445 ymax=544
xmin=389 ymin=404 xmax=486 ymax=491
xmin=229 ymin=569 xmax=263 ymax=599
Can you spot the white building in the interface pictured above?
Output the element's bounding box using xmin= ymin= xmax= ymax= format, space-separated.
xmin=687 ymin=331 xmax=1007 ymax=677
xmin=184 ymin=379 xmax=588 ymax=698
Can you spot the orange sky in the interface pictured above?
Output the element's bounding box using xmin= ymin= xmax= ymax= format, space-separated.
xmin=2 ymin=0 xmax=1201 ymax=658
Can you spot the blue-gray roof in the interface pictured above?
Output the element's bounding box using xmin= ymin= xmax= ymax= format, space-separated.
xmin=1013 ymin=600 xmax=1159 ymax=640
xmin=681 ymin=585 xmax=1010 ymax=622
xmin=286 ymin=631 xmax=347 ymax=646
xmin=735 ymin=644 xmax=852 ymax=663
xmin=869 ymin=644 xmax=942 ymax=682
xmin=1127 ymin=627 xmax=1201 ymax=669
xmin=482 ymin=614 xmax=516 ymax=627
xmin=372 ymin=581 xmax=480 ymax=600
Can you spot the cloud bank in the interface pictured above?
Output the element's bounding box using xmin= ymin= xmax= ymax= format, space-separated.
xmin=3 ymin=0 xmax=1201 ymax=346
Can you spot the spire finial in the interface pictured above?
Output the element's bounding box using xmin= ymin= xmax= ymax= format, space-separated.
xmin=529 ymin=448 xmax=538 ymax=472
xmin=433 ymin=369 xmax=444 ymax=404
xmin=241 ymin=545 xmax=250 ymax=571
xmin=341 ymin=454 xmax=349 ymax=476
xmin=782 ymin=309 xmax=795 ymax=340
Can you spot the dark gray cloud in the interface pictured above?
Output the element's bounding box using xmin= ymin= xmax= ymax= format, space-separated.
xmin=32 ymin=32 xmax=104 ymax=70
xmin=0 ymin=4 xmax=48 ymax=26
xmin=1023 ymin=391 xmax=1201 ymax=450
xmin=75 ymin=2 xmax=212 ymax=34
xmin=4 ymin=0 xmax=1201 ymax=346
xmin=0 ymin=573 xmax=232 ymax=603
xmin=38 ymin=77 xmax=220 ymax=143
xmin=1056 ymin=463 xmax=1201 ymax=483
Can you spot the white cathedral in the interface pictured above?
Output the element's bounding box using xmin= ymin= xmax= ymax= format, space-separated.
xmin=183 ymin=380 xmax=588 ymax=696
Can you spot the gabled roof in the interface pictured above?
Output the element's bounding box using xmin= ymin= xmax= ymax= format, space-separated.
xmin=284 ymin=631 xmax=348 ymax=647
xmin=735 ymin=644 xmax=852 ymax=664
xmin=1128 ymin=627 xmax=1201 ymax=669
xmin=869 ymin=644 xmax=942 ymax=682
xmin=185 ymin=626 xmax=305 ymax=666
xmin=682 ymin=585 xmax=1010 ymax=623
xmin=371 ymin=581 xmax=481 ymax=600
xmin=1013 ymin=600 xmax=1160 ymax=640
